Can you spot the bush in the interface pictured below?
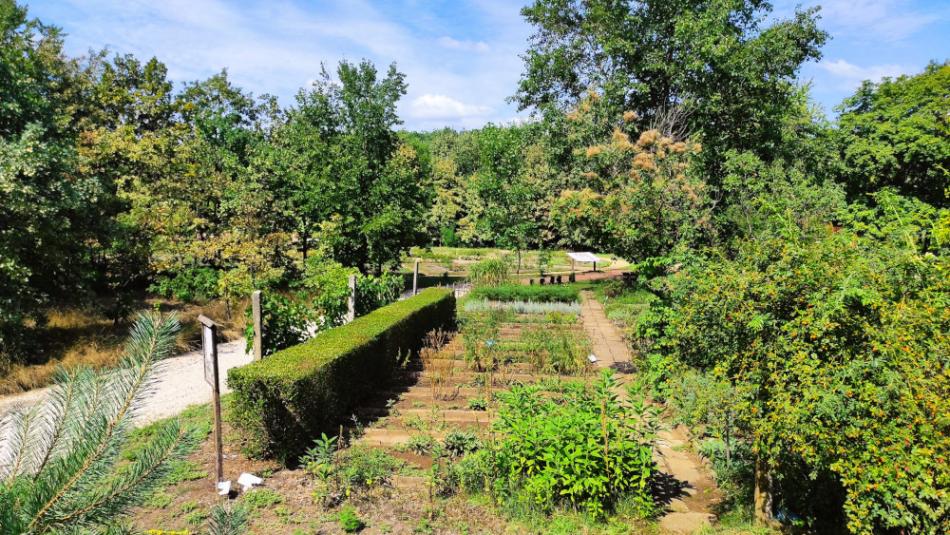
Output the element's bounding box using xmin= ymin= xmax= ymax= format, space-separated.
xmin=355 ymin=272 xmax=403 ymax=316
xmin=468 ymin=258 xmax=510 ymax=286
xmin=337 ymin=505 xmax=365 ymax=532
xmin=468 ymin=284 xmax=580 ymax=303
xmin=228 ymin=288 xmax=456 ymax=462
xmin=479 ymin=371 xmax=659 ymax=518
xmin=244 ymin=292 xmax=313 ymax=357
xmin=150 ymin=266 xmax=220 ymax=302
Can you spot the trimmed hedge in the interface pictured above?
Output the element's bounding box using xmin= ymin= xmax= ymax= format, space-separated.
xmin=468 ymin=284 xmax=581 ymax=303
xmin=227 ymin=288 xmax=456 ymax=462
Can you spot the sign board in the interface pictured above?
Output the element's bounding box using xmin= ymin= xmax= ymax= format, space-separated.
xmin=202 ymin=325 xmax=216 ymax=385
xmin=199 ymin=316 xmax=218 ymax=386
xmin=197 ymin=314 xmax=224 ymax=486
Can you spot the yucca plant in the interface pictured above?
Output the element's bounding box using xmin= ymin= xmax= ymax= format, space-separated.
xmin=0 ymin=313 xmax=195 ymax=534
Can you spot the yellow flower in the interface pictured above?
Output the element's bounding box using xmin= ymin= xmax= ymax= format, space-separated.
xmin=585 ymin=145 xmax=603 ymax=157
xmin=636 ymin=129 xmax=659 ymax=148
xmin=632 ymin=152 xmax=656 ymax=171
xmin=622 ymin=110 xmax=638 ymax=122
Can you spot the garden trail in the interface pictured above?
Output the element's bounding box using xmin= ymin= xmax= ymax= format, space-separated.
xmin=0 ymin=340 xmax=253 ymax=426
xmin=580 ymin=291 xmax=720 ymax=534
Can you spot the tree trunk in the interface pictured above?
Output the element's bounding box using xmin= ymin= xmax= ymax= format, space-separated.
xmin=517 ymin=250 xmax=521 ymax=274
xmin=754 ymin=456 xmax=773 ymax=525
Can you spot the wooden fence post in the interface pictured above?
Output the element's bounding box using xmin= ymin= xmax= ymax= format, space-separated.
xmin=251 ymin=290 xmax=263 ymax=360
xmin=413 ymin=259 xmax=420 ymax=296
xmin=346 ymin=274 xmax=357 ymax=323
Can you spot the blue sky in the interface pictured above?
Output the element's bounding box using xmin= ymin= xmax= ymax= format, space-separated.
xmin=25 ymin=0 xmax=950 ymax=130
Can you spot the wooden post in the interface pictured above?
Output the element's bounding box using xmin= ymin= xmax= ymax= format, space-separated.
xmin=251 ymin=290 xmax=263 ymax=361
xmin=199 ymin=315 xmax=224 ymax=486
xmin=346 ymin=274 xmax=357 ymax=323
xmin=413 ymin=259 xmax=420 ymax=296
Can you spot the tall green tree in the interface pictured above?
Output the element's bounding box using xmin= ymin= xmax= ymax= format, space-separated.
xmin=515 ymin=0 xmax=827 ymax=176
xmin=0 ymin=0 xmax=100 ymax=360
xmin=835 ymin=61 xmax=949 ymax=206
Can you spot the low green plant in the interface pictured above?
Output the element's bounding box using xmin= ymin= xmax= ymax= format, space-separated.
xmin=207 ymin=503 xmax=249 ymax=535
xmin=240 ymin=488 xmax=284 ymax=510
xmin=521 ymin=324 xmax=589 ymax=375
xmin=301 ymin=433 xmax=339 ymax=479
xmin=467 ymin=397 xmax=488 ymax=411
xmin=338 ymin=505 xmax=365 ymax=532
xmin=468 ymin=284 xmax=580 ymax=303
xmin=443 ymin=430 xmax=481 ymax=457
xmin=474 ymin=371 xmax=659 ymax=518
xmin=404 ymin=434 xmax=438 ymax=455
xmin=463 ymin=299 xmax=581 ymax=316
xmin=185 ymin=510 xmax=208 ymax=526
xmin=336 ymin=446 xmax=403 ymax=490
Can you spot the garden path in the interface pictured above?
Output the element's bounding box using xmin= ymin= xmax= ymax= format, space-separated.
xmin=579 ymin=291 xmax=721 ymax=534
xmin=0 ymin=339 xmax=253 ymax=425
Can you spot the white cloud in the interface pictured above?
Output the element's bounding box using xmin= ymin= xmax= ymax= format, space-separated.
xmin=818 ymin=59 xmax=908 ymax=88
xmin=437 ymin=36 xmax=490 ymax=52
xmin=407 ymin=94 xmax=492 ymax=120
xmin=775 ymin=0 xmax=944 ymax=42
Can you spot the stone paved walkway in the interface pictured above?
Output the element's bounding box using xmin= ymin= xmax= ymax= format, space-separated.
xmin=579 ymin=291 xmax=720 ymax=534
xmin=580 ymin=291 xmax=631 ymax=369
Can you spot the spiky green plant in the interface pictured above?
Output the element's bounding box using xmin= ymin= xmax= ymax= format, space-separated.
xmin=0 ymin=313 xmax=195 ymax=534
xmin=207 ymin=503 xmax=249 ymax=535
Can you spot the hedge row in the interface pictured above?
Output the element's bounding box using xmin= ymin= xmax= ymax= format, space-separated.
xmin=468 ymin=284 xmax=581 ymax=303
xmin=227 ymin=288 xmax=456 ymax=463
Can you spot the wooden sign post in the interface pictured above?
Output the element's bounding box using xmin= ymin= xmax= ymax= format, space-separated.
xmin=199 ymin=315 xmax=224 ymax=486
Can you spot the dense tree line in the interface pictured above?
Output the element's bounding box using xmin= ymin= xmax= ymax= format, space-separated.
xmin=1 ymin=0 xmax=948 ymax=529
xmin=0 ymin=1 xmax=430 ymax=365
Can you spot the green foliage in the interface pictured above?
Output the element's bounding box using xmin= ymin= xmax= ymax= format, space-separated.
xmin=240 ymin=488 xmax=284 ymax=510
xmin=472 ymin=371 xmax=659 ymax=518
xmin=228 ymin=288 xmax=456 ymax=462
xmin=521 ymin=323 xmax=589 ymax=375
xmin=443 ymin=430 xmax=481 ymax=457
xmin=0 ymin=314 xmax=195 ymax=533
xmin=149 ymin=267 xmax=220 ymax=302
xmin=515 ymin=0 xmax=827 ymax=171
xmin=244 ymin=292 xmax=313 ymax=357
xmin=467 ymin=258 xmax=511 ymax=286
xmin=468 ymin=284 xmax=580 ymax=303
xmin=835 ymin=62 xmax=949 ymax=206
xmin=337 ymin=505 xmax=365 ymax=533
xmin=637 ymin=194 xmax=950 ymax=532
xmin=207 ymin=503 xmax=249 ymax=535
xmin=467 ymin=397 xmax=488 ymax=411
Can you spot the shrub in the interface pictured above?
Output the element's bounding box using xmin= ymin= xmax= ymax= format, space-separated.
xmin=338 ymin=505 xmax=365 ymax=533
xmin=483 ymin=371 xmax=659 ymax=518
xmin=228 ymin=288 xmax=456 ymax=462
xmin=468 ymin=258 xmax=510 ymax=286
xmin=244 ymin=292 xmax=313 ymax=357
xmin=443 ymin=430 xmax=481 ymax=457
xmin=468 ymin=284 xmax=580 ymax=303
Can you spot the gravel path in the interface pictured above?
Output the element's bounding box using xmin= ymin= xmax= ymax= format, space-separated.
xmin=0 ymin=340 xmax=253 ymax=426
